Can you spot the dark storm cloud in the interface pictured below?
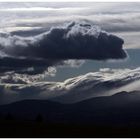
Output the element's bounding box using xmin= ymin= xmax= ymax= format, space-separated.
xmin=0 ymin=57 xmax=59 ymax=74
xmin=0 ymin=21 xmax=127 ymax=74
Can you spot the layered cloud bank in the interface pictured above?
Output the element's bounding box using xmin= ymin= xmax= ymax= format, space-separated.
xmin=1 ymin=2 xmax=140 ymax=50
xmin=0 ymin=67 xmax=140 ymax=105
xmin=0 ymin=22 xmax=126 ymax=74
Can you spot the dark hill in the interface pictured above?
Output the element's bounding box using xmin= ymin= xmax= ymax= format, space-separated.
xmin=0 ymin=90 xmax=140 ymax=125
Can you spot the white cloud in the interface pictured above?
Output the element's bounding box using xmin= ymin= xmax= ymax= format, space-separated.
xmin=1 ymin=67 xmax=140 ymax=104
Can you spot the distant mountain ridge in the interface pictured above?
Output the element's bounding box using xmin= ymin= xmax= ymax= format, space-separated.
xmin=0 ymin=90 xmax=140 ymax=125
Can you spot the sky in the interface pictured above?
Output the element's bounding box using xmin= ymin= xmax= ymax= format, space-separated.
xmin=0 ymin=2 xmax=140 ymax=104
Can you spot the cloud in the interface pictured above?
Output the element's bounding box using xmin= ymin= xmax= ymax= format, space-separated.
xmin=7 ymin=11 xmax=140 ymax=34
xmin=2 ymin=3 xmax=140 ymax=36
xmin=0 ymin=67 xmax=57 ymax=84
xmin=0 ymin=22 xmax=126 ymax=74
xmin=0 ymin=74 xmax=28 ymax=84
xmin=59 ymin=60 xmax=85 ymax=68
xmin=0 ymin=56 xmax=60 ymax=74
xmin=2 ymin=22 xmax=126 ymax=60
xmin=51 ymin=67 xmax=140 ymax=103
xmin=0 ymin=67 xmax=140 ymax=105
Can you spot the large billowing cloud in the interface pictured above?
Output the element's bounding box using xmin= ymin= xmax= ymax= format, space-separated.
xmin=0 ymin=67 xmax=140 ymax=105
xmin=0 ymin=22 xmax=126 ymax=74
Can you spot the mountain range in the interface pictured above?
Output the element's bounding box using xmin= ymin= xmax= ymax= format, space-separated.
xmin=0 ymin=90 xmax=140 ymax=125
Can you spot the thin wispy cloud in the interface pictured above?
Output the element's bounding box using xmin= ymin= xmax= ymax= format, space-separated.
xmin=1 ymin=67 xmax=140 ymax=104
